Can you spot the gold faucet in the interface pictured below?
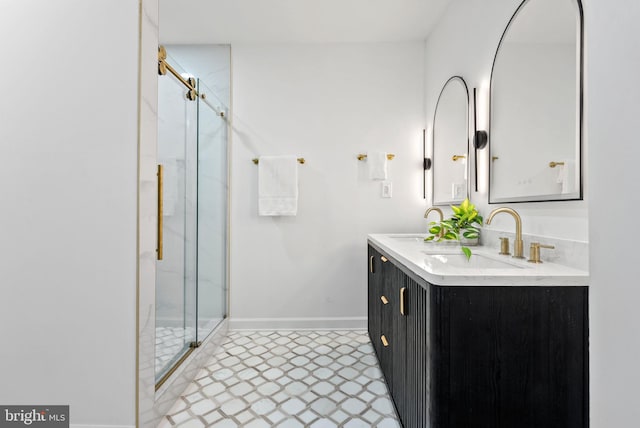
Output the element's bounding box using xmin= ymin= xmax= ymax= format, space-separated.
xmin=424 ymin=207 xmax=443 ymax=222
xmin=424 ymin=207 xmax=444 ymax=238
xmin=528 ymin=242 xmax=555 ymax=264
xmin=486 ymin=207 xmax=525 ymax=259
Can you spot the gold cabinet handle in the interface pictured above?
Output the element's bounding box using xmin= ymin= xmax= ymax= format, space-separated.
xmin=380 ymin=295 xmax=389 ymax=305
xmin=381 ymin=256 xmax=388 ymax=263
xmin=381 ymin=335 xmax=389 ymax=347
xmin=400 ymin=287 xmax=406 ymax=316
xmin=369 ymin=256 xmax=374 ymax=273
xmin=157 ymin=164 xmax=164 ymax=260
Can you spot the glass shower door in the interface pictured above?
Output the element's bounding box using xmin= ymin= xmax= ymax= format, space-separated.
xmin=155 ymin=58 xmax=198 ymax=382
xmin=196 ymin=79 xmax=228 ymax=339
xmin=154 ymin=45 xmax=230 ymax=385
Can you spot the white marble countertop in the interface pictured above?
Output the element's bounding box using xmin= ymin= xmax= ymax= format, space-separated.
xmin=368 ymin=233 xmax=589 ymax=286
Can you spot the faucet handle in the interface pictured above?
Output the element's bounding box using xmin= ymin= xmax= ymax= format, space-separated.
xmin=499 ymin=237 xmax=510 ymax=255
xmin=528 ymin=242 xmax=555 ymax=264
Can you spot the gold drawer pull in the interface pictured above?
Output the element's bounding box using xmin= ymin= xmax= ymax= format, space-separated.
xmin=380 ymin=295 xmax=389 ymax=305
xmin=400 ymin=287 xmax=406 ymax=316
xmin=381 ymin=256 xmax=388 ymax=263
xmin=381 ymin=335 xmax=389 ymax=347
xmin=369 ymin=255 xmax=374 ymax=273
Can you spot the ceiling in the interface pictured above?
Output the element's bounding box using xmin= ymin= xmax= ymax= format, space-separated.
xmin=159 ymin=0 xmax=452 ymax=44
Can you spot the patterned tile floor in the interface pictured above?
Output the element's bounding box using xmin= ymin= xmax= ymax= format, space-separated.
xmin=158 ymin=330 xmax=401 ymax=427
xmin=156 ymin=325 xmax=218 ymax=380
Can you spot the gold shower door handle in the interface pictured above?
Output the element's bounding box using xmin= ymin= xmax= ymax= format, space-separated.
xmin=157 ymin=164 xmax=163 ymax=260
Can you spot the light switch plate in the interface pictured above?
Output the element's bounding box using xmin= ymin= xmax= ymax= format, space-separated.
xmin=452 ymin=183 xmax=464 ymax=199
xmin=382 ymin=181 xmax=392 ymax=198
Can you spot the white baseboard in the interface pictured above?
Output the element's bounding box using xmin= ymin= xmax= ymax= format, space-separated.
xmin=229 ymin=317 xmax=367 ymax=331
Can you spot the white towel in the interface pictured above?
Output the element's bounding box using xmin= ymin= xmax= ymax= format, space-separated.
xmin=368 ymin=151 xmax=388 ymax=180
xmin=258 ymin=155 xmax=298 ymax=216
xmin=462 ymin=157 xmax=468 ymax=180
xmin=556 ymin=160 xmax=576 ymax=194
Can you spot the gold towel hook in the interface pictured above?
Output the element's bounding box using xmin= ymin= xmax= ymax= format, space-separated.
xmin=452 ymin=155 xmax=466 ymax=161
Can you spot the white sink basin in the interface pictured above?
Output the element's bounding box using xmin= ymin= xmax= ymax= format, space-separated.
xmin=387 ymin=235 xmax=463 ymax=249
xmin=421 ymin=242 xmax=465 ymax=254
xmin=387 ymin=234 xmax=427 ymax=242
xmin=423 ymin=253 xmax=525 ymax=269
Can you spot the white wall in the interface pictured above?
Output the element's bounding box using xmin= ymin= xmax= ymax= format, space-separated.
xmin=587 ymin=0 xmax=640 ymax=425
xmin=424 ymin=0 xmax=588 ymax=242
xmin=229 ymin=43 xmax=428 ymax=328
xmin=0 ymin=1 xmax=138 ymax=426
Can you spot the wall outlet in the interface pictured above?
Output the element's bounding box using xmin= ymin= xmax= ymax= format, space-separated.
xmin=382 ymin=181 xmax=392 ymax=198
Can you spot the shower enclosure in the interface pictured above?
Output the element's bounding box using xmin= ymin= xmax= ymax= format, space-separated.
xmin=155 ymin=46 xmax=229 ymax=386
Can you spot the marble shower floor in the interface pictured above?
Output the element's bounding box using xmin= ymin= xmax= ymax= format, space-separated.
xmin=158 ymin=330 xmax=401 ymax=427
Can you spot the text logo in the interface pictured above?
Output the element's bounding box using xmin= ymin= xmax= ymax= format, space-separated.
xmin=0 ymin=406 xmax=68 ymax=428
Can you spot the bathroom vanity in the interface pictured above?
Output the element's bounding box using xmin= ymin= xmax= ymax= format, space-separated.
xmin=367 ymin=234 xmax=589 ymax=428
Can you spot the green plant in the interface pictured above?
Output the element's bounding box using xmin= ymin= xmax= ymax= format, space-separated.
xmin=424 ymin=198 xmax=483 ymax=259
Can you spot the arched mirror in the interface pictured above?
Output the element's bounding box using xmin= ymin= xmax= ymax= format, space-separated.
xmin=432 ymin=76 xmax=470 ymax=205
xmin=489 ymin=0 xmax=583 ymax=203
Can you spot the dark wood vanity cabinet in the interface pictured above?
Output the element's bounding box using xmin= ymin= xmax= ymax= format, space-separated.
xmin=369 ymin=246 xmax=428 ymax=427
xmin=368 ymin=246 xmax=402 ymax=410
xmin=367 ymin=244 xmax=589 ymax=428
